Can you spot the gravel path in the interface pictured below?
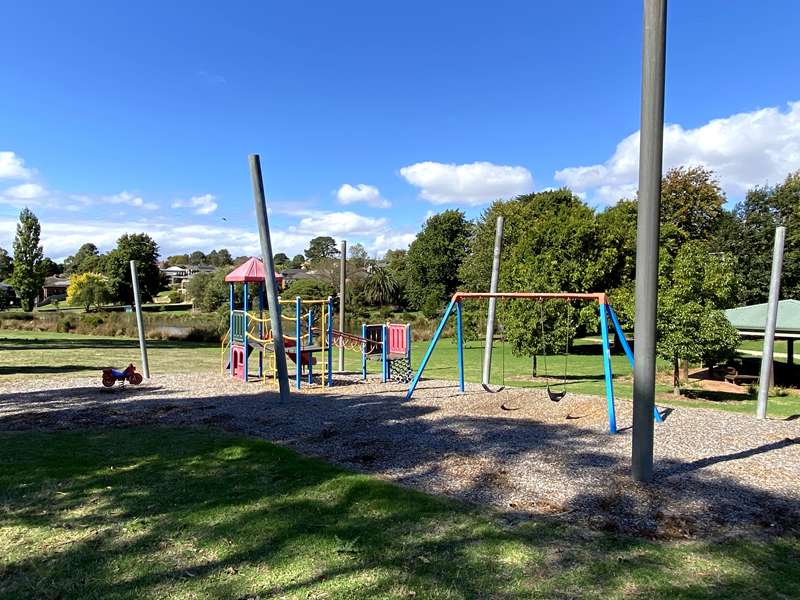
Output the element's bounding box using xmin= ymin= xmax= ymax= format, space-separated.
xmin=2 ymin=373 xmax=798 ymax=539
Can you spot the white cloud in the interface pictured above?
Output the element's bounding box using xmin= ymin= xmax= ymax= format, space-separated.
xmin=0 ymin=151 xmax=33 ymax=180
xmin=4 ymin=183 xmax=48 ymax=200
xmin=335 ymin=183 xmax=391 ymax=208
xmin=105 ymin=191 xmax=159 ymax=211
xmin=369 ymin=232 xmax=416 ymax=256
xmin=294 ymin=211 xmax=388 ymax=236
xmin=555 ymin=101 xmax=800 ymax=205
xmin=171 ymin=193 xmax=218 ymax=215
xmin=399 ymin=160 xmax=534 ymax=205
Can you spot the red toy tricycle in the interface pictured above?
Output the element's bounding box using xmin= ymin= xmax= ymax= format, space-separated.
xmin=102 ymin=363 xmax=143 ymax=387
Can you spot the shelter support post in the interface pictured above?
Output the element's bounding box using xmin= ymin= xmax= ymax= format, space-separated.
xmin=129 ymin=260 xmax=150 ymax=379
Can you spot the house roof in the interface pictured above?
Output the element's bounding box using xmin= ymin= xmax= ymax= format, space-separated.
xmin=162 ymin=266 xmax=187 ymax=273
xmin=724 ymin=299 xmax=800 ymax=337
xmin=43 ymin=276 xmax=70 ymax=288
xmin=224 ymin=257 xmax=284 ymax=284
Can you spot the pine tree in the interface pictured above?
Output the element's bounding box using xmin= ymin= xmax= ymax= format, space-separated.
xmin=10 ymin=208 xmax=46 ymax=311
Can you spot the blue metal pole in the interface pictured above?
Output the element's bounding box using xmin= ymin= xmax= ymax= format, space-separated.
xmin=307 ymin=305 xmax=313 ymax=384
xmin=228 ymin=283 xmax=234 ymax=378
xmin=361 ymin=323 xmax=367 ymax=380
xmin=406 ymin=298 xmax=457 ymax=399
xmin=295 ymin=296 xmax=301 ymax=389
xmin=327 ymin=296 xmax=334 ymax=385
xmin=608 ymin=305 xmax=663 ymax=423
xmin=599 ymin=303 xmax=618 ymax=434
xmin=259 ymin=283 xmax=265 ymax=377
xmin=406 ymin=322 xmax=412 ymax=363
xmin=456 ymin=300 xmax=465 ymax=393
xmin=243 ymin=282 xmax=249 ymax=383
xmin=381 ymin=324 xmax=387 ymax=383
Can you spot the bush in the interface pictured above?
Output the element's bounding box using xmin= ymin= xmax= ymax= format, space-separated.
xmin=167 ymin=290 xmax=183 ymax=304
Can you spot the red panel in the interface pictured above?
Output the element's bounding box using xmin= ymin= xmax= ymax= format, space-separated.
xmin=388 ymin=324 xmax=408 ymax=355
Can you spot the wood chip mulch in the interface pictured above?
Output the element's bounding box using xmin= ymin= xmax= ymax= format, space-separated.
xmin=2 ymin=372 xmax=798 ymax=540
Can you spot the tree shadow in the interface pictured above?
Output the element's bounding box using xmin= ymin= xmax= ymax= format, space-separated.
xmin=1 ymin=426 xmax=799 ymax=599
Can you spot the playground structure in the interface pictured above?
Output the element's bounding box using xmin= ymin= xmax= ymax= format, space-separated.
xmin=406 ymin=292 xmax=664 ymax=434
xmin=221 ymin=256 xmax=412 ymax=387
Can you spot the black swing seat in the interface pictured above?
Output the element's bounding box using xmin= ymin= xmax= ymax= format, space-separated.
xmin=547 ymin=386 xmax=566 ymax=402
xmin=481 ymin=383 xmax=506 ymax=394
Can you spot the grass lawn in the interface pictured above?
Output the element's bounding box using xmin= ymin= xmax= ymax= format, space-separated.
xmin=1 ymin=427 xmax=798 ymax=599
xmin=3 ymin=329 xmax=799 ymax=418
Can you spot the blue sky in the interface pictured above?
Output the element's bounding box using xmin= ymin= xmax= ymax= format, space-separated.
xmin=1 ymin=1 xmax=799 ymax=260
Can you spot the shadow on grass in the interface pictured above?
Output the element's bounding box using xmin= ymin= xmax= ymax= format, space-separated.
xmin=0 ymin=336 xmax=215 ymax=352
xmin=1 ymin=427 xmax=799 ymax=599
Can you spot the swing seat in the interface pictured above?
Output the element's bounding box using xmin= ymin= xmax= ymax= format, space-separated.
xmin=481 ymin=383 xmax=506 ymax=394
xmin=547 ymin=386 xmax=566 ymax=402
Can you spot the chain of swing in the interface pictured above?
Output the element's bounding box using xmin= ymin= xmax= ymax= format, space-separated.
xmin=488 ymin=299 xmax=572 ymax=403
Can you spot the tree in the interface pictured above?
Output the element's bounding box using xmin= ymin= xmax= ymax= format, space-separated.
xmin=660 ymin=166 xmax=726 ymax=241
xmin=167 ymin=254 xmax=190 ymax=265
xmin=41 ymin=257 xmax=61 ymax=276
xmin=304 ymin=236 xmax=339 ymax=263
xmin=0 ymin=247 xmax=12 ymax=281
xmin=206 ymin=249 xmax=233 ymax=267
xmin=406 ymin=210 xmax=472 ymax=316
xmin=363 ymin=266 xmax=399 ymax=306
xmin=66 ymin=272 xmax=110 ymax=311
xmin=384 ymin=249 xmax=409 ymax=309
xmin=10 ymin=208 xmax=46 ymax=311
xmin=104 ymin=233 xmax=163 ymax=304
xmin=283 ymin=278 xmax=336 ymax=300
xmin=64 ymin=243 xmax=104 ymax=274
xmin=189 ymin=250 xmax=206 ymax=265
xmin=290 ymin=254 xmax=305 ymax=269
xmin=186 ymin=269 xmax=231 ymax=312
xmin=595 ymin=199 xmax=638 ymax=292
xmin=719 ymin=171 xmax=800 ymax=304
xmin=348 ymin=243 xmax=369 ymax=269
xmin=615 ymin=241 xmax=739 ymax=393
xmin=273 ymin=253 xmax=290 ymax=268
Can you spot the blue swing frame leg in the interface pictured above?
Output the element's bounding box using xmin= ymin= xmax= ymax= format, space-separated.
xmin=381 ymin=324 xmax=388 ymax=383
xmin=608 ymin=305 xmax=664 ymax=423
xmin=599 ymin=303 xmax=618 ymax=434
xmin=456 ymin=300 xmax=465 ymax=393
xmin=228 ymin=284 xmax=234 ymax=378
xmin=406 ymin=298 xmax=457 ymax=399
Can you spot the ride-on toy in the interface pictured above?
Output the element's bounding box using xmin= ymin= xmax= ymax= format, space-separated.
xmin=102 ymin=364 xmax=143 ymax=387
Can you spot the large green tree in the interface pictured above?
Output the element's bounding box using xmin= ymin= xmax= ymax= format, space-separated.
xmin=718 ymin=171 xmax=800 ymax=304
xmin=304 ymin=236 xmax=339 ymax=263
xmin=614 ymin=240 xmax=739 ymax=393
xmin=104 ymin=233 xmax=163 ymax=304
xmin=0 ymin=247 xmax=13 ymax=281
xmin=10 ymin=208 xmax=47 ymax=311
xmin=406 ymin=210 xmax=472 ymax=317
xmin=659 ymin=166 xmax=726 ymax=242
xmin=64 ymin=243 xmax=104 ymax=274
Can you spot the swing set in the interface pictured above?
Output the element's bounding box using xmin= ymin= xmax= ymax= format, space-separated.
xmin=405 ymin=291 xmax=663 ymax=434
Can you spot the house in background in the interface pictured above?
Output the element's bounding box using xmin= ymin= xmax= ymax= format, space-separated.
xmin=279 ymin=268 xmax=313 ymax=288
xmin=37 ymin=275 xmax=71 ymax=305
xmin=0 ymin=282 xmax=18 ymax=308
xmin=161 ymin=264 xmax=217 ymax=287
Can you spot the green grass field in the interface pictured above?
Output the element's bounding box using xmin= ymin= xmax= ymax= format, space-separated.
xmin=1 ymin=427 xmax=798 ymax=600
xmin=2 ymin=329 xmax=799 ymax=418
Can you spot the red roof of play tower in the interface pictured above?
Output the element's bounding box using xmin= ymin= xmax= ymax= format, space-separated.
xmin=224 ymin=257 xmax=284 ymax=285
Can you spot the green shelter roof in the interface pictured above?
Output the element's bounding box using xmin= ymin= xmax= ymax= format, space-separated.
xmin=724 ymin=299 xmax=800 ymax=336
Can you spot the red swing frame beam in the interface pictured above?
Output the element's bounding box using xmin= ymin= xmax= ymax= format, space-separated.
xmin=405 ymin=291 xmax=663 ymax=434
